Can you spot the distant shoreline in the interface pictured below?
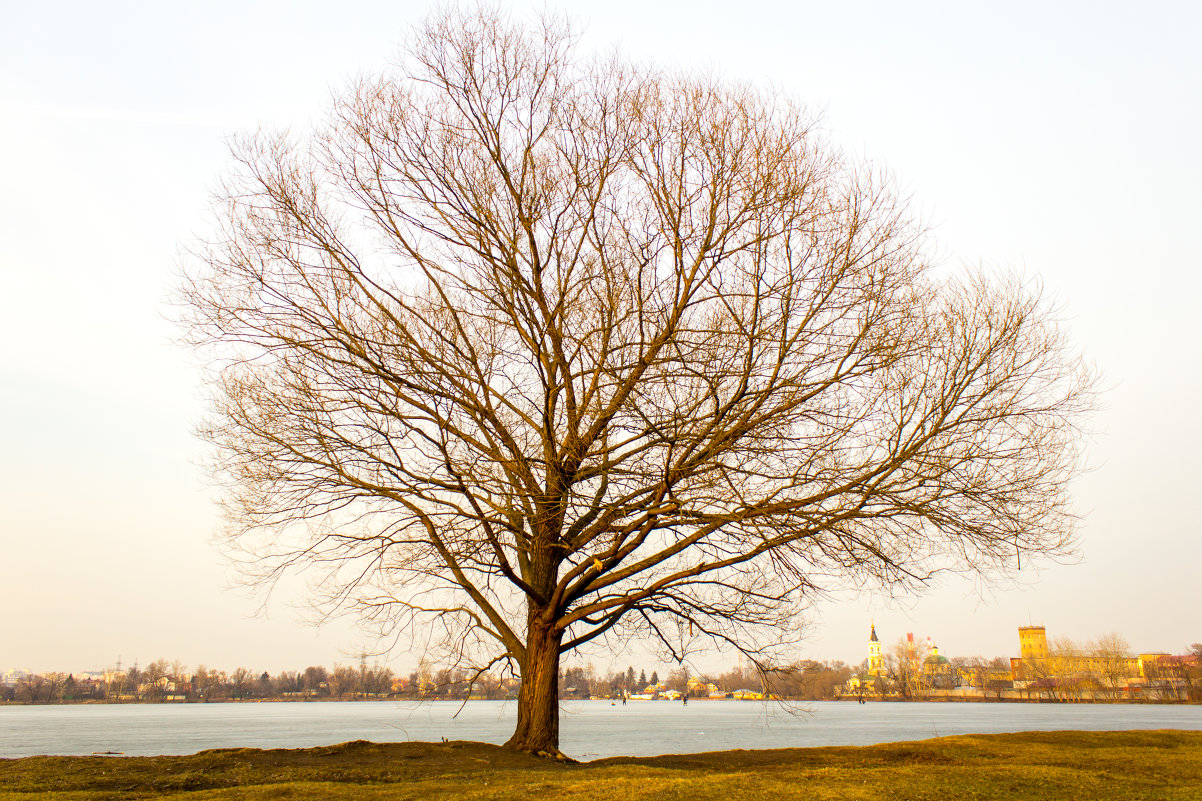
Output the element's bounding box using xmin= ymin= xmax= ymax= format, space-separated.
xmin=2 ymin=695 xmax=1198 ymax=707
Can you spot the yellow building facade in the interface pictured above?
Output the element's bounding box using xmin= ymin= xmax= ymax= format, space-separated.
xmin=1010 ymin=626 xmax=1163 ymax=691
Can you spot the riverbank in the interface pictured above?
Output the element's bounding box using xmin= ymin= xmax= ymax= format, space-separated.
xmin=834 ymin=694 xmax=1202 ymax=704
xmin=2 ymin=730 xmax=1199 ymax=800
xmin=4 ymin=694 xmax=1199 ymax=706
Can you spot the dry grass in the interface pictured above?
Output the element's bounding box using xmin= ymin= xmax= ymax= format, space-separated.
xmin=2 ymin=730 xmax=1200 ymax=800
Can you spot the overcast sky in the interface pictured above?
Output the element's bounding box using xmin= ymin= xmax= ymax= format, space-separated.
xmin=2 ymin=0 xmax=1199 ymax=677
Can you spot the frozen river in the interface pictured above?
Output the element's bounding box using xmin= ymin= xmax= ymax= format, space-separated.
xmin=3 ymin=700 xmax=1200 ymax=760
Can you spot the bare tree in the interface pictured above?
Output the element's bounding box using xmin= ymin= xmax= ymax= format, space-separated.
xmin=956 ymin=656 xmax=1004 ymax=697
xmin=194 ymin=665 xmax=228 ymax=701
xmin=1140 ymin=655 xmax=1182 ymax=702
xmin=179 ymin=7 xmax=1094 ymax=754
xmin=16 ymin=673 xmax=53 ymax=704
xmin=302 ymin=665 xmax=329 ymax=693
xmin=142 ymin=659 xmax=172 ymax=702
xmin=228 ymin=667 xmax=254 ymax=700
xmin=327 ymin=665 xmax=357 ymax=700
xmin=886 ymin=637 xmax=931 ymax=700
xmin=1092 ymin=633 xmax=1134 ymax=699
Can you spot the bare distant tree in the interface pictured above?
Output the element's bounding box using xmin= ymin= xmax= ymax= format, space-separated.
xmin=193 ymin=665 xmax=228 ymax=701
xmin=20 ymin=672 xmax=70 ymax=704
xmin=1092 ymin=633 xmax=1134 ymax=699
xmin=179 ymin=7 xmax=1094 ymax=754
xmin=16 ymin=673 xmax=53 ymax=704
xmin=302 ymin=665 xmax=329 ymax=696
xmin=228 ymin=667 xmax=254 ymax=700
xmin=275 ymin=670 xmax=302 ymax=695
xmin=1181 ymin=650 xmax=1201 ymax=702
xmin=957 ymin=655 xmax=1015 ymax=699
xmin=141 ymin=659 xmax=172 ymax=702
xmin=327 ymin=665 xmax=357 ymax=699
xmin=886 ymin=637 xmax=931 ymax=700
xmin=1140 ymin=656 xmax=1182 ymax=701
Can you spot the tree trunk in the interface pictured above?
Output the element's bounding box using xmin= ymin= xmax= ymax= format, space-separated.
xmin=505 ymin=614 xmax=564 ymax=756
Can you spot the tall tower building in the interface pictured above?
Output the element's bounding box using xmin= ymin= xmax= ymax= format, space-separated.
xmin=867 ymin=622 xmax=884 ymax=676
xmin=1018 ymin=626 xmax=1049 ymax=660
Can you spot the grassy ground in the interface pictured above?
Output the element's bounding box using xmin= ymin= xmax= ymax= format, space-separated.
xmin=1 ymin=730 xmax=1199 ymax=800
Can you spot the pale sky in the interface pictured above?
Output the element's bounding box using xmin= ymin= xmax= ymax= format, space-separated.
xmin=2 ymin=0 xmax=1199 ymax=677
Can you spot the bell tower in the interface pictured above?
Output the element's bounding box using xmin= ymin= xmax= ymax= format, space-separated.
xmin=868 ymin=622 xmax=884 ymax=676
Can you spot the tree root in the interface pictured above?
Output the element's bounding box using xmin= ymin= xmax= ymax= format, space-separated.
xmin=531 ymin=748 xmax=576 ymax=763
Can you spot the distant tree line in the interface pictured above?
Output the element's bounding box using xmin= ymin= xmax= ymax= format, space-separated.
xmin=11 ymin=645 xmax=1196 ymax=706
xmin=1 ymin=657 xmax=858 ymax=704
xmin=0 ymin=658 xmax=398 ymax=705
xmin=526 ymin=660 xmax=854 ymax=701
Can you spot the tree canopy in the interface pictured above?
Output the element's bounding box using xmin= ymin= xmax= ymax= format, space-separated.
xmin=180 ymin=7 xmax=1094 ymax=754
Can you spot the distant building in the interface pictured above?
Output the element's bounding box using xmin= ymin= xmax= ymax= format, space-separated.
xmin=867 ymin=622 xmax=884 ymax=677
xmin=2 ymin=669 xmax=31 ymax=684
xmin=686 ymin=676 xmax=725 ymax=697
xmin=1018 ymin=626 xmax=1050 ymax=660
xmin=846 ymin=622 xmax=893 ymax=695
xmin=1010 ymin=625 xmax=1145 ymax=692
xmin=923 ymin=640 xmax=957 ymax=688
xmin=731 ymin=689 xmax=764 ymax=700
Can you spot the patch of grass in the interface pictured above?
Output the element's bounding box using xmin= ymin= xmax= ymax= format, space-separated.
xmin=1 ymin=731 xmax=1200 ymax=800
